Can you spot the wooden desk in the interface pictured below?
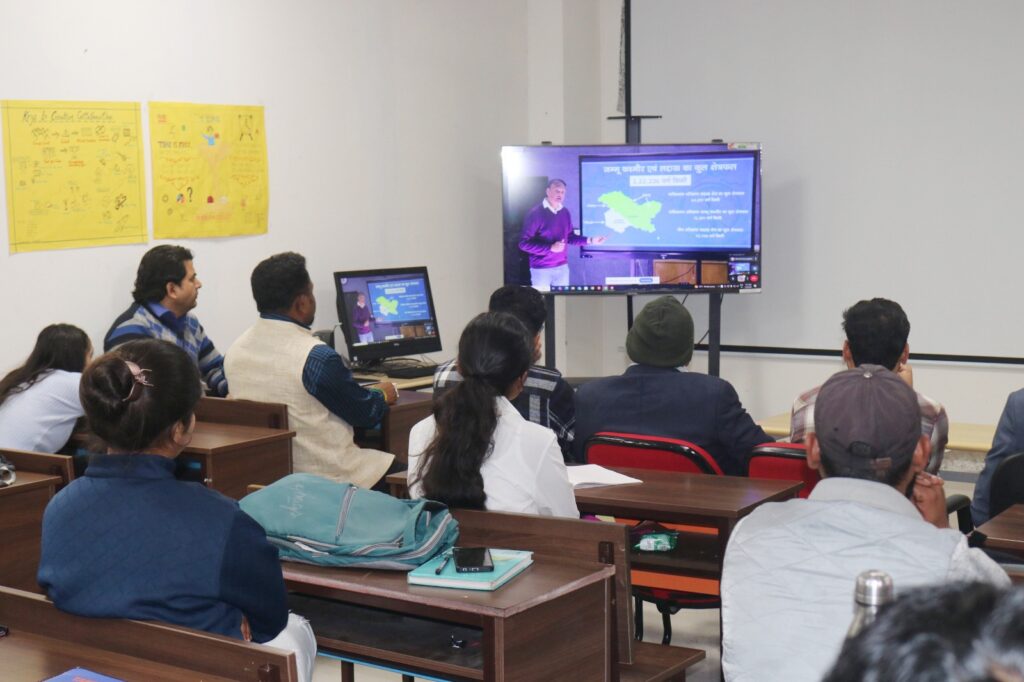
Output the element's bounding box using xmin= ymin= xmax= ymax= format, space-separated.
xmin=0 ymin=448 xmax=74 ymax=489
xmin=386 ymin=468 xmax=801 ymax=582
xmin=70 ymin=422 xmax=294 ymax=500
xmin=178 ymin=422 xmax=295 ymax=500
xmin=284 ymin=557 xmax=616 ymax=681
xmin=380 ymin=389 xmax=432 ymax=461
xmin=975 ymin=504 xmax=1024 ymax=559
xmin=353 ymin=372 xmax=434 ymax=391
xmin=353 ymin=389 xmax=433 ymax=462
xmin=0 ymin=586 xmax=296 ymax=681
xmin=572 ymin=468 xmax=803 ymax=580
xmin=0 ymin=471 xmax=60 ymax=592
xmin=759 ymin=412 xmax=996 ymax=453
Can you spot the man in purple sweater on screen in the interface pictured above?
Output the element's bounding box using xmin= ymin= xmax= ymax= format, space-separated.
xmin=519 ymin=178 xmax=605 ymax=290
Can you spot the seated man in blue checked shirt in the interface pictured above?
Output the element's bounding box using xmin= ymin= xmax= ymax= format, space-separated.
xmin=104 ymin=245 xmax=229 ymax=396
xmin=225 ymin=252 xmax=400 ymax=489
xmin=433 ymin=285 xmax=578 ymax=463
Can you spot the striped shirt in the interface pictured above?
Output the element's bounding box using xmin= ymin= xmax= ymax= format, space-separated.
xmin=433 ymin=359 xmax=578 ymax=463
xmin=104 ymin=301 xmax=228 ymax=397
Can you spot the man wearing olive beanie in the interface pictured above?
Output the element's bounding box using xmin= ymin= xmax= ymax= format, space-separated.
xmin=573 ymin=296 xmax=769 ymax=474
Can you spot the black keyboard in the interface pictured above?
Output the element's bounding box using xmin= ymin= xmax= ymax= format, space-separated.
xmin=385 ymin=365 xmax=437 ymax=379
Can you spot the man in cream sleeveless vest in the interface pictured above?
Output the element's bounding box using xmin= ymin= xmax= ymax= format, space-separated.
xmin=225 ymin=253 xmax=398 ymax=489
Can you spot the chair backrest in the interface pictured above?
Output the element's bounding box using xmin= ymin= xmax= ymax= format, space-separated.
xmin=746 ymin=442 xmax=819 ymax=498
xmin=585 ymin=431 xmax=723 ymax=475
xmin=990 ymin=452 xmax=1024 ymax=519
xmin=195 ymin=396 xmax=290 ymax=430
xmin=0 ymin=586 xmax=297 ymax=681
xmin=452 ymin=508 xmax=634 ymax=664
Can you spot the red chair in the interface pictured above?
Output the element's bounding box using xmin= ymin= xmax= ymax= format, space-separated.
xmin=585 ymin=432 xmax=723 ymax=645
xmin=745 ymin=442 xmax=820 ymax=498
xmin=585 ymin=432 xmax=723 ymax=475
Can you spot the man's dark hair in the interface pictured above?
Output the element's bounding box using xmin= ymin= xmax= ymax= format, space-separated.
xmin=250 ymin=252 xmax=311 ymax=314
xmin=132 ymin=245 xmax=193 ymax=303
xmin=842 ymin=298 xmax=910 ymax=369
xmin=488 ymin=285 xmax=546 ymax=337
xmin=825 ymin=582 xmax=1024 ymax=682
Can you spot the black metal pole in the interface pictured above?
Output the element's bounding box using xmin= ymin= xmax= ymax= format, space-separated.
xmin=708 ymin=293 xmax=723 ymax=377
xmin=544 ymin=294 xmax=557 ymax=369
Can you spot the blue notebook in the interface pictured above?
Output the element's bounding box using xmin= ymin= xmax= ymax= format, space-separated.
xmin=45 ymin=669 xmax=124 ymax=682
xmin=408 ymin=549 xmax=533 ymax=590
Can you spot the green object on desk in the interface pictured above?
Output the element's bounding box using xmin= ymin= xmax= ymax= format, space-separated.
xmin=634 ymin=531 xmax=679 ymax=552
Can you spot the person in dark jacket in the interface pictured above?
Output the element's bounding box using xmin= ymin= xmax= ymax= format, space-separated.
xmin=37 ymin=339 xmax=316 ymax=681
xmin=574 ymin=296 xmax=769 ymax=474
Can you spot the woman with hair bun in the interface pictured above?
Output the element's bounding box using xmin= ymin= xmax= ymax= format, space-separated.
xmin=408 ymin=312 xmax=578 ymax=517
xmin=0 ymin=323 xmax=91 ymax=452
xmin=37 ymin=339 xmax=315 ymax=682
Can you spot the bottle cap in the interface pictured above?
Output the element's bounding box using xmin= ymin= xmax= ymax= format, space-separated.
xmin=854 ymin=570 xmax=894 ymax=606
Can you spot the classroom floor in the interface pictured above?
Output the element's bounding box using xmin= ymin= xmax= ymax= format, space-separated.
xmin=311 ymin=476 xmax=976 ymax=682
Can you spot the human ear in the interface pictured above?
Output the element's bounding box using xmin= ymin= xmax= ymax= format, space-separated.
xmin=806 ymin=434 xmax=823 ymax=473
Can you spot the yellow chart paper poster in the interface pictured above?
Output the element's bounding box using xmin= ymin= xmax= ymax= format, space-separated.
xmin=2 ymin=100 xmax=147 ymax=253
xmin=150 ymin=102 xmax=269 ymax=239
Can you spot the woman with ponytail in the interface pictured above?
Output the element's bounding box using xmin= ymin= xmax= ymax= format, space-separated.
xmin=37 ymin=339 xmax=316 ymax=682
xmin=408 ymin=312 xmax=578 ymax=517
xmin=0 ymin=323 xmax=91 ymax=452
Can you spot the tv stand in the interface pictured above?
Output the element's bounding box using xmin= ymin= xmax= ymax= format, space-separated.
xmin=544 ymin=292 xmax=723 ymax=377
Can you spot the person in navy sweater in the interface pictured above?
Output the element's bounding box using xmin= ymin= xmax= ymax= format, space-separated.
xmin=37 ymin=339 xmax=316 ymax=681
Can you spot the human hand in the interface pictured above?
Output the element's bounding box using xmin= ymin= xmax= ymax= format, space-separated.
xmin=550 ymin=240 xmax=566 ymax=253
xmin=895 ymin=362 xmax=914 ymax=388
xmin=912 ymin=472 xmax=949 ymax=528
xmin=240 ymin=615 xmax=252 ymax=642
xmin=371 ymin=381 xmax=399 ymax=404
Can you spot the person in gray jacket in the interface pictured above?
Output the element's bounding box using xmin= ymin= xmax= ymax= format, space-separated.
xmin=721 ymin=365 xmax=1007 ymax=682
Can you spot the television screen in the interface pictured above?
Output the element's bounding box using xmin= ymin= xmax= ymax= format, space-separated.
xmin=333 ymin=266 xmax=442 ymax=364
xmin=501 ymin=143 xmax=762 ymax=294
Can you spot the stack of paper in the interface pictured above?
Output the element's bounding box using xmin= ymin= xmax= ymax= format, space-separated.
xmin=566 ymin=464 xmax=643 ymax=489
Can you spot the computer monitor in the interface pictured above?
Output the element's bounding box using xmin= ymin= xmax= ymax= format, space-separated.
xmin=333 ymin=266 xmax=442 ymax=365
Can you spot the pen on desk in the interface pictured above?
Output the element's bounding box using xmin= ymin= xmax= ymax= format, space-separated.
xmin=435 ymin=552 xmax=452 ymax=575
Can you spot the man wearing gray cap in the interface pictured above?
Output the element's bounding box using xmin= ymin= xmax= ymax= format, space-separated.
xmin=573 ymin=295 xmax=767 ymax=473
xmin=721 ymin=366 xmax=1007 ymax=682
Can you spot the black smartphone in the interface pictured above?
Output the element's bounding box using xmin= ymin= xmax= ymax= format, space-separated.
xmin=452 ymin=547 xmax=494 ymax=573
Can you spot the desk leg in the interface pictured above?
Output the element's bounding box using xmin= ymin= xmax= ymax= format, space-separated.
xmin=340 ymin=660 xmax=354 ymax=682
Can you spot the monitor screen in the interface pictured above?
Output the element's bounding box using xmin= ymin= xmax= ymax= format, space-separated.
xmin=501 ymin=143 xmax=762 ymax=294
xmin=333 ymin=267 xmax=442 ymax=363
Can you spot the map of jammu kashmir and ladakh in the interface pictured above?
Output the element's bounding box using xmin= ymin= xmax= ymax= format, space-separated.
xmin=375 ymin=296 xmax=399 ymax=316
xmin=597 ymin=190 xmax=661 ymax=234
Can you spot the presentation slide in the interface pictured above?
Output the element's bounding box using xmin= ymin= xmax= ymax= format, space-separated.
xmin=580 ymin=153 xmax=755 ymax=251
xmin=367 ymin=277 xmax=431 ymax=323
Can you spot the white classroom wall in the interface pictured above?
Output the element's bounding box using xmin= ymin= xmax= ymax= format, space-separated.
xmin=0 ymin=0 xmax=533 ymax=377
xmin=558 ymin=0 xmax=1024 ymax=427
xmin=3 ymin=0 xmax=1024 ymax=430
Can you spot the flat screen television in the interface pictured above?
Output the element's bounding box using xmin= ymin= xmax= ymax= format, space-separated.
xmin=333 ymin=266 xmax=442 ymax=365
xmin=501 ymin=143 xmax=762 ymax=294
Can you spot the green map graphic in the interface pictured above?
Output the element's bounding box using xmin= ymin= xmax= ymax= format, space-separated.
xmin=376 ymin=296 xmax=399 ymax=316
xmin=598 ymin=191 xmax=661 ymax=233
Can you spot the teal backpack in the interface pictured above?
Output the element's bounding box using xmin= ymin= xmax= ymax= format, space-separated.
xmin=240 ymin=473 xmax=458 ymax=569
